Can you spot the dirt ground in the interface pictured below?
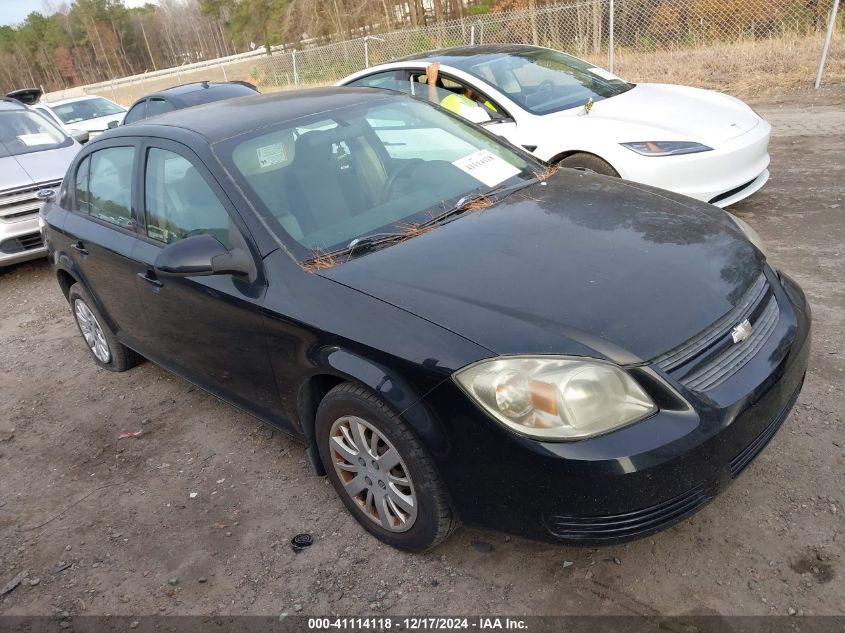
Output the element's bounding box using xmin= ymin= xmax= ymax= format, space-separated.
xmin=0 ymin=86 xmax=843 ymax=619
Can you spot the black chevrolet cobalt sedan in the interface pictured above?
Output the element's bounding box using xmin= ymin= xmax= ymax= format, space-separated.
xmin=40 ymin=88 xmax=810 ymax=551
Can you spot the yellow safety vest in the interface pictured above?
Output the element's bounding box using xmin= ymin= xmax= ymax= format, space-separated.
xmin=441 ymin=93 xmax=498 ymax=116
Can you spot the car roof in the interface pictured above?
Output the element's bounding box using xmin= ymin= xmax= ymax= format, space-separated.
xmin=113 ymin=87 xmax=398 ymax=142
xmin=142 ymin=81 xmax=257 ymax=105
xmin=390 ymin=43 xmax=544 ymax=65
xmin=0 ymin=98 xmax=29 ymax=112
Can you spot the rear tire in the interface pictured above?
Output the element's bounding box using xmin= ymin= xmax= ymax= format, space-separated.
xmin=68 ymin=283 xmax=143 ymax=372
xmin=316 ymin=382 xmax=458 ymax=552
xmin=558 ymin=152 xmax=619 ymax=177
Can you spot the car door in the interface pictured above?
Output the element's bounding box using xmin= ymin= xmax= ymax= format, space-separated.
xmin=62 ymin=139 xmax=149 ymax=349
xmin=129 ymin=138 xmax=282 ymax=421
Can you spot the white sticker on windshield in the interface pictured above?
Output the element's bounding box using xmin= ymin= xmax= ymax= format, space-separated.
xmin=17 ymin=133 xmax=55 ymax=146
xmin=587 ymin=67 xmax=622 ymax=82
xmin=452 ymin=149 xmax=520 ymax=188
xmin=257 ymin=143 xmax=287 ymax=168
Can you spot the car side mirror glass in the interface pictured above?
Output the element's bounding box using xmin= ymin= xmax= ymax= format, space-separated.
xmin=154 ymin=234 xmax=252 ymax=277
xmin=70 ymin=129 xmax=90 ymax=144
xmin=107 ymin=120 xmax=119 ymax=129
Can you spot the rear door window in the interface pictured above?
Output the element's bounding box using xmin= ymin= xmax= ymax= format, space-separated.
xmin=347 ymin=70 xmax=406 ymax=91
xmin=87 ymin=147 xmax=135 ymax=228
xmin=74 ymin=156 xmax=91 ymax=213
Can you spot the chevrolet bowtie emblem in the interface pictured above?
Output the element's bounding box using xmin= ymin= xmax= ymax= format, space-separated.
xmin=731 ymin=318 xmax=753 ymax=344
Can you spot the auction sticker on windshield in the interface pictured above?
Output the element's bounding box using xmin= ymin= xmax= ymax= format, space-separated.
xmin=18 ymin=133 xmax=56 ymax=146
xmin=257 ymin=143 xmax=287 ymax=169
xmin=452 ymin=149 xmax=520 ymax=187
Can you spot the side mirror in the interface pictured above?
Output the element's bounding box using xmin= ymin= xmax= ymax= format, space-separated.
xmin=70 ymin=129 xmax=90 ymax=144
xmin=107 ymin=120 xmax=119 ymax=129
xmin=154 ymin=234 xmax=253 ymax=277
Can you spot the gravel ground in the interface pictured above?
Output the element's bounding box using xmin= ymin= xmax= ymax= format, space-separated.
xmin=0 ymin=87 xmax=842 ymax=619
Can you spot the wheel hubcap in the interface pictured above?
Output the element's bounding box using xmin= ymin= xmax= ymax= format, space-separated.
xmin=74 ymin=299 xmax=111 ymax=363
xmin=329 ymin=416 xmax=417 ymax=533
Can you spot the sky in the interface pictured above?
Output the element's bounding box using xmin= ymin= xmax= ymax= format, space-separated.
xmin=0 ymin=0 xmax=157 ymax=27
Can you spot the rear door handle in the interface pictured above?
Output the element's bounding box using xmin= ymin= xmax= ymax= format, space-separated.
xmin=70 ymin=241 xmax=89 ymax=255
xmin=136 ymin=271 xmax=163 ymax=288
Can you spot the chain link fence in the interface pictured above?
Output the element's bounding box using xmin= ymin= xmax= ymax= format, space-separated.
xmin=67 ymin=0 xmax=842 ymax=106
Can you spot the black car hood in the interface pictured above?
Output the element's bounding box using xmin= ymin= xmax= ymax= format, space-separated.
xmin=321 ymin=170 xmax=764 ymax=363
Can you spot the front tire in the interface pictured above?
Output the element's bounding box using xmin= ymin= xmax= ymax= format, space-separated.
xmin=557 ymin=152 xmax=619 ymax=177
xmin=316 ymin=382 xmax=458 ymax=552
xmin=68 ymin=283 xmax=142 ymax=372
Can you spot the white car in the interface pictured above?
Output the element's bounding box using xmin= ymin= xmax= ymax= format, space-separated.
xmin=339 ymin=45 xmax=771 ymax=207
xmin=32 ymin=94 xmax=126 ymax=139
xmin=0 ymin=97 xmax=82 ymax=267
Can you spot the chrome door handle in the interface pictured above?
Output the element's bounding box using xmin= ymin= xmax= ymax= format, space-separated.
xmin=70 ymin=241 xmax=89 ymax=255
xmin=136 ymin=271 xmax=163 ymax=288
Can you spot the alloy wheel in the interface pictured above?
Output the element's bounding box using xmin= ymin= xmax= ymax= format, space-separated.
xmin=329 ymin=415 xmax=418 ymax=532
xmin=74 ymin=299 xmax=111 ymax=363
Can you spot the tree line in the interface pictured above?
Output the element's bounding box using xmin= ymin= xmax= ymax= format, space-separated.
xmin=0 ymin=0 xmax=836 ymax=94
xmin=0 ymin=0 xmax=496 ymax=93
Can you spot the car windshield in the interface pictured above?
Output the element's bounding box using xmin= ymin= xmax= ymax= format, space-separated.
xmin=50 ymin=97 xmax=125 ymax=124
xmin=460 ymin=48 xmax=633 ymax=115
xmin=216 ymin=97 xmax=538 ymax=259
xmin=0 ymin=110 xmax=72 ymax=157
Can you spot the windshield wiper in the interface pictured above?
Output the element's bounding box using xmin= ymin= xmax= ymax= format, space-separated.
xmin=419 ymin=179 xmax=537 ymax=229
xmin=344 ymin=232 xmax=406 ymax=254
xmin=302 ymin=179 xmax=538 ymax=268
xmin=303 ymin=232 xmax=405 ymax=266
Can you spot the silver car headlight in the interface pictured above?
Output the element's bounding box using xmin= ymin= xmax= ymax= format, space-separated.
xmin=621 ymin=141 xmax=713 ymax=157
xmin=454 ymin=356 xmax=657 ymax=441
xmin=727 ymin=212 xmax=768 ymax=259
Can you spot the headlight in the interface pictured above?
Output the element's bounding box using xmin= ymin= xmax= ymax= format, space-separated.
xmin=726 ymin=212 xmax=767 ymax=259
xmin=454 ymin=356 xmax=657 ymax=440
xmin=621 ymin=141 xmax=713 ymax=157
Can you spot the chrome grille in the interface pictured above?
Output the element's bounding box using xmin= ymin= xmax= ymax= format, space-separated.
xmin=683 ymin=295 xmax=779 ymax=392
xmin=653 ymin=272 xmax=768 ymax=372
xmin=651 ymin=272 xmax=780 ymax=392
xmin=0 ymin=181 xmax=61 ymax=223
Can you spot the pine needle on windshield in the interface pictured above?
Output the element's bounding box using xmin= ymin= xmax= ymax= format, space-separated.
xmin=463 ymin=196 xmax=494 ymax=212
xmin=301 ymin=249 xmax=343 ymax=273
xmin=533 ymin=165 xmax=560 ymax=182
xmin=394 ymin=222 xmax=434 ymax=238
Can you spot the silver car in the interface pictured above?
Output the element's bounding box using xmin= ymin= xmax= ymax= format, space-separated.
xmin=1 ymin=98 xmax=81 ymax=267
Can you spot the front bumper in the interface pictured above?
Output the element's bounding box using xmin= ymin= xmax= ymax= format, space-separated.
xmin=619 ymin=119 xmax=772 ymax=207
xmin=417 ymin=267 xmax=810 ymax=544
xmin=0 ymin=215 xmax=46 ymax=267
